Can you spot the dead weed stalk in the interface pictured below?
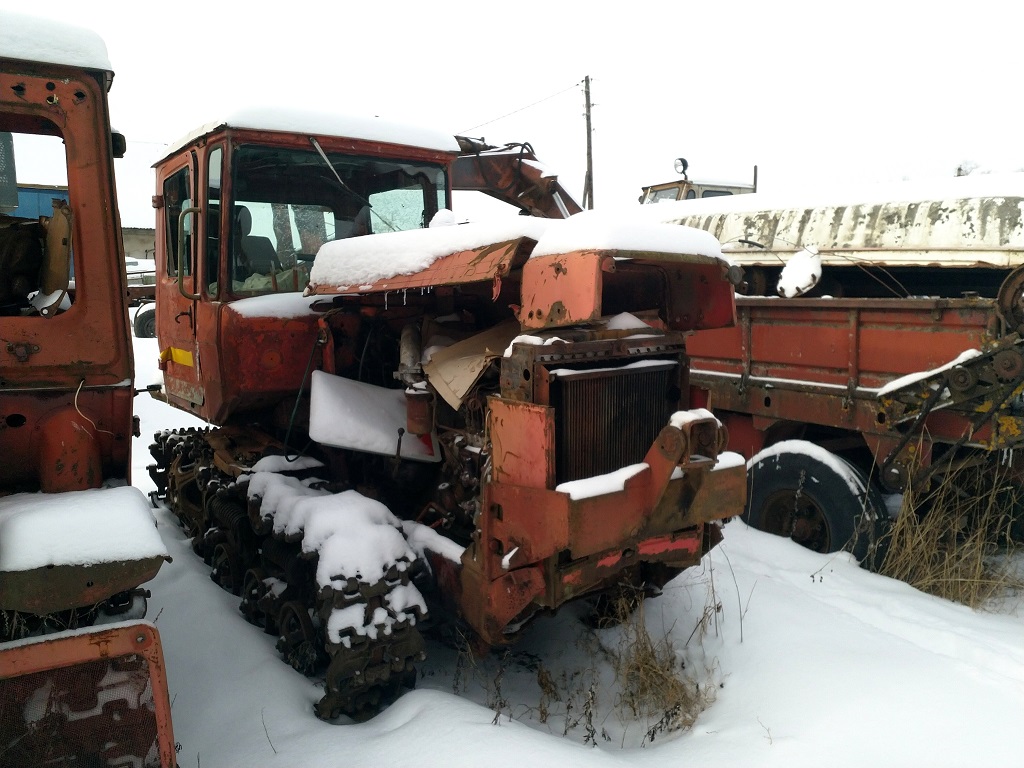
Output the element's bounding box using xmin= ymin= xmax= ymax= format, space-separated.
xmin=607 ymin=585 xmax=714 ymax=741
xmin=879 ymin=461 xmax=1023 ymax=608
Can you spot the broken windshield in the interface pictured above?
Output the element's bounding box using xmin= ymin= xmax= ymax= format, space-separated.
xmin=227 ymin=144 xmax=448 ymax=295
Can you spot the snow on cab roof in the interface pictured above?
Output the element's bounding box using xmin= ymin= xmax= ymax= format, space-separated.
xmin=0 ymin=11 xmax=112 ymax=72
xmin=159 ymin=107 xmax=461 ymax=164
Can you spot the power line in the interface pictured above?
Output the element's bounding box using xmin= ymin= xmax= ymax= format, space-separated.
xmin=459 ymin=80 xmax=583 ymax=134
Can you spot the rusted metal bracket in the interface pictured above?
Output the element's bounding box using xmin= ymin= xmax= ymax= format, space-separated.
xmin=5 ymin=341 xmax=39 ymax=362
xmin=878 ymin=333 xmax=1024 ymax=490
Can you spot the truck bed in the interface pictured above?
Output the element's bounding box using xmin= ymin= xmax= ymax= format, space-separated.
xmin=686 ymin=295 xmax=1024 ymax=466
xmin=688 ymin=295 xmax=1001 ymax=392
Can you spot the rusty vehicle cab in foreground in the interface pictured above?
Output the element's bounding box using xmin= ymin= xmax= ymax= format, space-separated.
xmin=0 ymin=12 xmax=174 ymax=767
xmin=148 ymin=113 xmax=745 ymax=719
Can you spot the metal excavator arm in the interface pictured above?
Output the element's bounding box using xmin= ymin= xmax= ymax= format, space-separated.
xmin=452 ymin=136 xmax=584 ymax=219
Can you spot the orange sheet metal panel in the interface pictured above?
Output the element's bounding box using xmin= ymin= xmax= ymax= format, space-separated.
xmin=214 ymin=306 xmax=322 ymax=425
xmin=489 ymin=397 xmax=555 ymax=489
xmin=689 ymin=296 xmax=1000 ymax=390
xmin=856 ymin=315 xmax=991 ymax=385
xmin=687 ymin=324 xmax=743 ymax=372
xmin=749 ymin=318 xmax=850 ymax=382
xmin=457 ymin=558 xmax=547 ymax=647
xmin=309 ymin=240 xmax=527 ymax=294
xmin=1 ymin=389 xmax=133 ymax=491
xmin=519 ymin=251 xmax=604 ymax=329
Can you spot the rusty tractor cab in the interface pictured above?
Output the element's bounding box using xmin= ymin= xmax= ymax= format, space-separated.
xmin=149 ymin=112 xmax=746 ymax=720
xmin=0 ymin=11 xmax=174 ymax=766
xmin=150 ymin=112 xmax=460 ymax=424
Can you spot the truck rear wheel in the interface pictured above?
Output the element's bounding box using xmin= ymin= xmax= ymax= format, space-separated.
xmin=745 ymin=440 xmax=888 ymax=568
xmin=133 ymin=306 xmax=156 ymax=338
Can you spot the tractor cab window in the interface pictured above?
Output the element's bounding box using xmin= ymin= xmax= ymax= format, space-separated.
xmin=0 ymin=130 xmax=74 ymax=319
xmin=206 ymin=146 xmax=222 ymax=296
xmin=230 ymin=201 xmax=333 ymax=294
xmin=163 ymin=165 xmax=191 ymax=278
xmin=228 ymin=144 xmax=448 ymax=296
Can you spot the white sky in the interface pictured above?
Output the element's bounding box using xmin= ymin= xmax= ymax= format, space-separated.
xmin=6 ymin=0 xmax=1024 ymax=226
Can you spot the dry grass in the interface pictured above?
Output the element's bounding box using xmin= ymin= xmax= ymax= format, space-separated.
xmin=442 ymin=581 xmax=720 ymax=745
xmin=606 ymin=586 xmax=713 ymax=740
xmin=878 ymin=461 xmax=1023 ymax=608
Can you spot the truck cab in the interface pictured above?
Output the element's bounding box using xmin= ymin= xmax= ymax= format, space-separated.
xmin=641 ymin=178 xmax=756 ymax=203
xmin=640 ymin=158 xmax=756 ymax=204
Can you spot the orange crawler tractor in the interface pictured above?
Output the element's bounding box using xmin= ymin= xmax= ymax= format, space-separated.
xmin=146 ymin=112 xmax=746 ymax=719
xmin=1 ymin=12 xmax=175 ymax=766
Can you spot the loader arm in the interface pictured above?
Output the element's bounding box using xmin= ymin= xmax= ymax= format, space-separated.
xmin=453 ymin=136 xmax=583 ymax=219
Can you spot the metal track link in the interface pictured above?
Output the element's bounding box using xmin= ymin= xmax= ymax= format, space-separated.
xmin=149 ymin=427 xmax=427 ymax=721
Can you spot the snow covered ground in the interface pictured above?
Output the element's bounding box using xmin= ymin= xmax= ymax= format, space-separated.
xmin=131 ymin=335 xmax=1024 ymax=768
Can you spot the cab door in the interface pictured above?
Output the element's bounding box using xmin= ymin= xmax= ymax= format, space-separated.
xmin=155 ymin=154 xmax=204 ymax=413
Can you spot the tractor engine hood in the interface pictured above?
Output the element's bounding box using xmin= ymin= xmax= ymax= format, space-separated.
xmin=306 ymin=214 xmax=740 ymax=333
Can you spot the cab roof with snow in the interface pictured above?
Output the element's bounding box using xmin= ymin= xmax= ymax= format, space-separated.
xmin=159 ymin=108 xmax=461 ymax=166
xmin=0 ymin=11 xmax=112 ymax=74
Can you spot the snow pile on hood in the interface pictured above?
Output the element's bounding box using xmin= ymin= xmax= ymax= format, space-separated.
xmin=310 ymin=210 xmax=729 ymax=291
xmin=228 ymin=293 xmax=322 ymax=319
xmin=530 ymin=211 xmax=726 ymax=261
xmin=310 ymin=218 xmax=549 ymax=289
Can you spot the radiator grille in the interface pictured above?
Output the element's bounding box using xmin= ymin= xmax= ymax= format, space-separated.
xmin=0 ymin=654 xmax=162 ymax=768
xmin=550 ymin=361 xmax=678 ymax=484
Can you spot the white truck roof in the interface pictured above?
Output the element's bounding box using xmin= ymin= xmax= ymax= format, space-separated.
xmin=0 ymin=11 xmax=112 ymax=72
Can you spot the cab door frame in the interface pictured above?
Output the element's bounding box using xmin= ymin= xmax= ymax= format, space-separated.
xmin=154 ymin=151 xmax=204 ymax=412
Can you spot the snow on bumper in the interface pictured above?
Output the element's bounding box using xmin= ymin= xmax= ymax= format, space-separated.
xmin=0 ymin=486 xmax=169 ymax=615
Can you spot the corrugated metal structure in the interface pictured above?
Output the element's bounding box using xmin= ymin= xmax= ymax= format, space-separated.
xmin=647 ymin=174 xmax=1024 ymax=297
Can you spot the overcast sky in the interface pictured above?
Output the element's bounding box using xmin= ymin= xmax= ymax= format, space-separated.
xmin=5 ymin=0 xmax=1023 ymax=222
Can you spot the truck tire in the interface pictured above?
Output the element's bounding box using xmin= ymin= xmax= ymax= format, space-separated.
xmin=745 ymin=440 xmax=889 ymax=569
xmin=133 ymin=307 xmax=156 ymax=338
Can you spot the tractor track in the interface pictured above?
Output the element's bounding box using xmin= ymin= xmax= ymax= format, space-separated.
xmin=148 ymin=427 xmax=427 ymax=720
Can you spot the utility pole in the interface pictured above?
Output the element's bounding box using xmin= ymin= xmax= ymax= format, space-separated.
xmin=581 ymin=75 xmax=594 ymax=210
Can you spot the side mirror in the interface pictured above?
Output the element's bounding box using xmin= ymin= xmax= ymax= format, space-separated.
xmin=111 ymin=130 xmax=127 ymax=159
